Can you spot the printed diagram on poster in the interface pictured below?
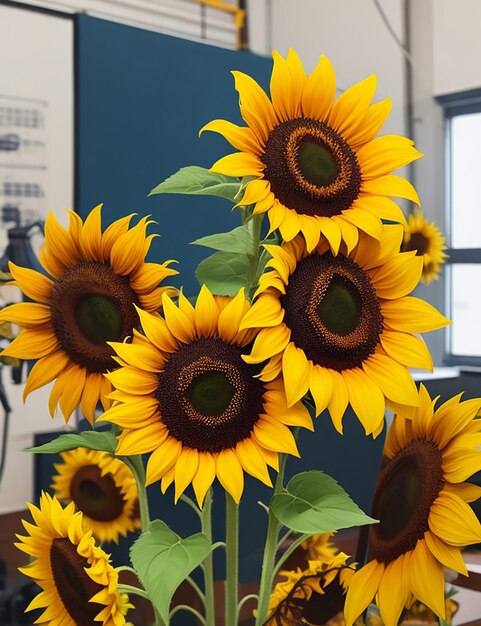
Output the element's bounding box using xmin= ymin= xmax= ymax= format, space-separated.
xmin=0 ymin=95 xmax=48 ymax=260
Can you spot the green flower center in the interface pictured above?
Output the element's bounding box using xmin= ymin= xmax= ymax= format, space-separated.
xmin=369 ymin=438 xmax=444 ymax=563
xmin=261 ymin=117 xmax=361 ymax=217
xmin=50 ymin=537 xmax=103 ymax=625
xmin=281 ymin=253 xmax=383 ymax=371
xmin=71 ymin=464 xmax=125 ymax=522
xmin=403 ymin=232 xmax=430 ymax=256
xmin=298 ymin=141 xmax=339 ymax=187
xmin=157 ymin=337 xmax=265 ymax=453
xmin=50 ymin=261 xmax=139 ymax=373
xmin=316 ymin=278 xmax=361 ymax=336
xmin=187 ymin=371 xmax=236 ymax=417
xmin=75 ymin=295 xmax=122 ymax=345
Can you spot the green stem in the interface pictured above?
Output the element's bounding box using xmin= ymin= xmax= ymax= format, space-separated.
xmin=254 ymin=454 xmax=288 ymax=626
xmin=117 ymin=584 xmax=150 ymax=600
xmin=272 ymin=533 xmax=310 ymax=580
xmin=237 ymin=593 xmax=259 ymax=614
xmin=169 ymin=604 xmax=206 ymax=624
xmin=115 ymin=565 xmax=139 ymax=577
xmin=180 ymin=493 xmax=203 ymax=521
xmin=186 ymin=576 xmax=206 ymax=606
xmin=245 ymin=213 xmax=264 ymax=301
xmin=201 ymin=489 xmax=216 ymax=626
xmin=128 ymin=455 xmax=150 ymax=533
xmin=225 ymin=493 xmax=239 ymax=626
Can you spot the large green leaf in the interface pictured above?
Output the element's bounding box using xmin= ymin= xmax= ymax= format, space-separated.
xmin=191 ymin=224 xmax=254 ymax=256
xmin=270 ymin=470 xmax=377 ymax=534
xmin=149 ymin=166 xmax=242 ymax=202
xmin=26 ymin=430 xmax=117 ymax=455
xmin=195 ymin=250 xmax=250 ymax=296
xmin=130 ymin=520 xmax=211 ymax=624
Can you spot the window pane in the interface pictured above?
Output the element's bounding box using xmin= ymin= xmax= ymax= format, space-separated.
xmin=451 ymin=113 xmax=481 ymax=247
xmin=450 ymin=264 xmax=481 ymax=356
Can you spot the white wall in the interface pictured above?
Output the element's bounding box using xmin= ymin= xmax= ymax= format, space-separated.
xmin=248 ymin=0 xmax=407 ymax=135
xmin=433 ymin=0 xmax=481 ymax=96
xmin=0 ymin=4 xmax=74 ymax=513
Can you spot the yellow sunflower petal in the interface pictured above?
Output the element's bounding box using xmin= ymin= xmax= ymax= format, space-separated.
xmin=243 ymin=324 xmax=290 ymax=365
xmin=145 ymin=438 xmax=183 ymax=485
xmin=369 ymin=252 xmax=423 ymax=299
xmin=210 ymin=152 xmax=264 ymax=177
xmin=235 ymin=438 xmax=272 ymax=486
xmin=309 ymin=365 xmax=334 ymax=416
xmin=23 ymin=350 xmax=70 ymax=400
xmin=8 ymin=262 xmax=53 ymax=304
xmin=409 ymin=538 xmax=446 ymax=619
xmin=377 ymin=556 xmax=410 ymax=626
xmin=59 ymin=364 xmax=87 ymax=422
xmin=342 ymin=367 xmax=385 ymax=435
xmin=328 ymin=74 xmax=377 ymax=137
xmin=240 ymin=293 xmax=284 ymax=330
xmin=282 ymin=342 xmax=310 ymax=407
xmin=174 ymin=447 xmax=199 ymax=502
xmin=362 ymin=353 xmax=419 ymax=406
xmin=429 ymin=490 xmax=481 ymax=546
xmin=0 ymin=302 xmax=51 ymax=328
xmin=192 ymin=453 xmax=216 ymax=508
xmin=110 ymin=341 xmax=164 ymax=373
xmin=357 ymin=135 xmax=422 ymax=180
xmin=215 ymin=448 xmax=244 ymax=503
xmin=270 ymin=49 xmax=305 ymax=121
xmin=442 ymin=447 xmax=481 ymax=483
xmin=80 ymin=372 xmax=104 ymax=425
xmin=80 ymin=204 xmax=103 ymax=261
xmin=301 ymin=55 xmax=336 ymax=121
xmin=380 ymin=330 xmax=433 ymax=371
xmin=231 ymin=70 xmax=277 ymax=144
xmin=327 ymin=370 xmax=349 ymax=434
xmin=348 ymin=98 xmax=392 ymax=147
xmin=344 ymin=560 xmax=384 ymax=626
xmin=1 ymin=326 xmax=58 ymax=360
xmin=423 ymin=530 xmax=468 ymax=576
xmin=361 ymin=174 xmax=420 ymax=205
xmin=195 ymin=285 xmax=220 ymax=337
xmin=381 ymin=296 xmax=451 ymax=333
xmin=200 ymin=119 xmax=262 ymax=156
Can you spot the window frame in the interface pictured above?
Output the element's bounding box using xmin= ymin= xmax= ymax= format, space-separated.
xmin=437 ymin=89 xmax=481 ymax=367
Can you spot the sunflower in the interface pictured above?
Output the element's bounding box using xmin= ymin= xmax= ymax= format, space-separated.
xmin=401 ymin=209 xmax=448 ymax=285
xmin=201 ymin=49 xmax=422 ymax=253
xmin=240 ymin=225 xmax=449 ymax=434
xmin=0 ymin=206 xmax=177 ymax=423
xmin=51 ymin=448 xmax=141 ymax=543
xmin=99 ymin=286 xmax=312 ymax=505
xmin=15 ymin=492 xmax=132 ymax=626
xmin=266 ymin=539 xmax=354 ymax=626
xmin=344 ymin=384 xmax=481 ymax=626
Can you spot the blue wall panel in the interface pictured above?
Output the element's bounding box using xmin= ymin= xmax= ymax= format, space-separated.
xmin=76 ymin=14 xmax=271 ymax=296
xmin=74 ymin=15 xmax=385 ymax=592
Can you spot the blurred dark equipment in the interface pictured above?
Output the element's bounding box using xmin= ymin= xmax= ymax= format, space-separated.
xmin=0 ymin=206 xmax=44 ymax=275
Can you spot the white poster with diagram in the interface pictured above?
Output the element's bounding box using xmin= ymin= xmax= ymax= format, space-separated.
xmin=0 ymin=3 xmax=74 ymax=514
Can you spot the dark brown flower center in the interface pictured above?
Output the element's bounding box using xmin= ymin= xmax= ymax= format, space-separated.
xmin=402 ymin=232 xmax=430 ymax=256
xmin=156 ymin=337 xmax=264 ymax=452
xmin=281 ymin=253 xmax=383 ymax=371
xmin=262 ymin=118 xmax=361 ymax=217
xmin=70 ymin=464 xmax=125 ymax=522
xmin=369 ymin=438 xmax=444 ymax=563
xmin=50 ymin=537 xmax=104 ymax=625
xmin=50 ymin=261 xmax=139 ymax=373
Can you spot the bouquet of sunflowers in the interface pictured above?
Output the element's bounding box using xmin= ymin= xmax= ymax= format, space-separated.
xmin=2 ymin=49 xmax=479 ymax=626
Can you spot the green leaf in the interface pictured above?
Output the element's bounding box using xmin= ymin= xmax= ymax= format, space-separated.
xmin=270 ymin=470 xmax=377 ymax=534
xmin=25 ymin=430 xmax=117 ymax=455
xmin=191 ymin=224 xmax=254 ymax=256
xmin=195 ymin=250 xmax=250 ymax=296
xmin=130 ymin=520 xmax=211 ymax=624
xmin=149 ymin=166 xmax=242 ymax=202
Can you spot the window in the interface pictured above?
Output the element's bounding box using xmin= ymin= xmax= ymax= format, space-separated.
xmin=439 ymin=91 xmax=481 ymax=365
